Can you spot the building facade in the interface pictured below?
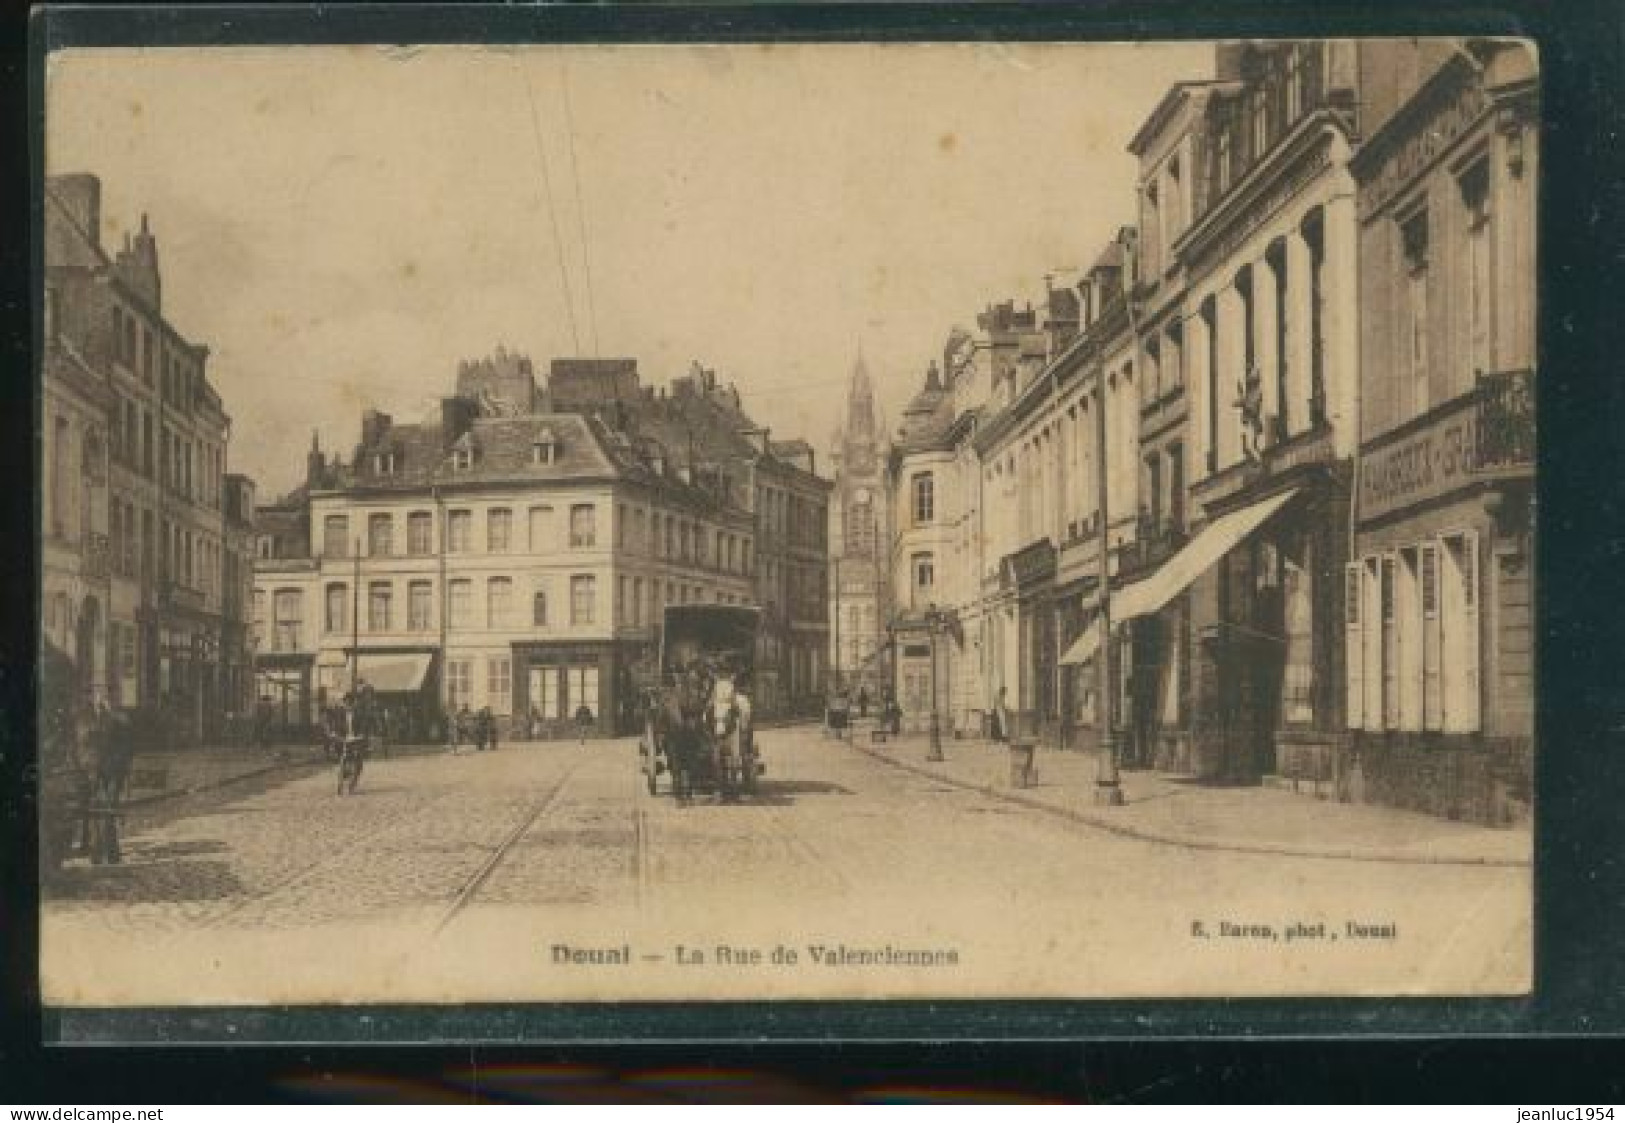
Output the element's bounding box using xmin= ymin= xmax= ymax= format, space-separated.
xmin=252 ymin=359 xmax=758 ymax=741
xmin=617 ymin=360 xmax=833 ymax=718
xmin=827 ymin=356 xmax=893 ymax=699
xmin=44 ymin=174 xmax=253 ymax=741
xmin=1344 ymin=40 xmax=1537 ymax=824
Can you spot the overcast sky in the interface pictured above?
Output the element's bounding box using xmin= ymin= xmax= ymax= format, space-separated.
xmin=47 ymin=42 xmax=1212 ymax=496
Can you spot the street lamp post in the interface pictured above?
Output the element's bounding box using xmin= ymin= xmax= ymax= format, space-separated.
xmin=926 ymin=603 xmax=944 ymax=762
xmin=1094 ymin=376 xmax=1124 ymax=806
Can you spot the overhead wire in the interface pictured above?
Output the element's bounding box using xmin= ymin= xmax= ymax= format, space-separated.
xmin=559 ymin=58 xmax=601 ymax=358
xmin=514 ymin=55 xmax=582 ymax=355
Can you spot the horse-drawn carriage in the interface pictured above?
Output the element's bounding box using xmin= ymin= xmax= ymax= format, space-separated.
xmin=639 ymin=605 xmax=763 ymax=802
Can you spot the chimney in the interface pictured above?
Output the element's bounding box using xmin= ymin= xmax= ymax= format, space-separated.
xmin=360 ymin=408 xmax=393 ymax=449
xmin=50 ymin=174 xmax=102 ymax=247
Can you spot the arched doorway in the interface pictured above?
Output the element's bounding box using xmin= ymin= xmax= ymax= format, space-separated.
xmin=76 ymin=595 xmax=102 ymax=706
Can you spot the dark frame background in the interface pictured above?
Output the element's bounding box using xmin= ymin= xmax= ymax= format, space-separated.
xmin=6 ymin=0 xmax=1625 ymax=1101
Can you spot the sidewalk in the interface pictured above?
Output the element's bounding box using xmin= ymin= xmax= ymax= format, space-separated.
xmin=849 ymin=727 xmax=1531 ymax=867
xmin=123 ymin=743 xmax=322 ymax=807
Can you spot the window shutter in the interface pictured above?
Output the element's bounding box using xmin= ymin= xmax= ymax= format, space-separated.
xmin=1422 ymin=542 xmax=1443 ymax=731
xmin=1454 ymin=530 xmax=1482 ymax=733
xmin=1344 ymin=562 xmax=1363 ymax=729
xmin=1363 ymin=558 xmax=1383 ymax=731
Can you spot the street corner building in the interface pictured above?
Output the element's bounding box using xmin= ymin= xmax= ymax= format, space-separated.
xmin=252 ymin=353 xmax=832 ymax=743
xmin=42 ymin=173 xmax=258 ymax=742
xmin=871 ymin=39 xmax=1537 ymax=828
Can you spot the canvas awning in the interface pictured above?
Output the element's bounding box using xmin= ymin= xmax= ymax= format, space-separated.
xmin=353 ymin=652 xmax=436 ymax=694
xmin=1059 ymin=620 xmax=1102 ymax=666
xmin=1112 ymin=488 xmax=1301 ymax=622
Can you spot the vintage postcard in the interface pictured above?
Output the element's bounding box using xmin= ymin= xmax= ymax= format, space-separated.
xmin=38 ymin=37 xmax=1535 ymax=1008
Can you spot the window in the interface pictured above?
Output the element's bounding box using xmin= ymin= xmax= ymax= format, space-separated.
xmin=1380 ymin=556 xmax=1398 ymax=730
xmin=487 ymin=577 xmax=512 ymax=628
xmin=1440 ymin=531 xmax=1482 ymax=732
xmin=528 ymin=506 xmax=554 ymax=552
xmin=1422 ymin=542 xmax=1443 ymax=731
xmin=1250 ymin=87 xmax=1269 ymax=159
xmin=448 ymin=659 xmax=473 ymax=709
xmin=571 ymin=575 xmax=596 ymax=625
xmin=616 ymin=576 xmax=628 ymax=625
xmin=323 ymin=514 xmax=349 ymax=558
xmin=325 ymin=583 xmax=348 ymax=633
xmin=664 ymin=516 xmax=676 ymax=558
xmin=912 ymin=473 xmax=935 ymax=525
xmin=453 ymin=447 xmax=473 ymax=471
xmin=408 ymin=580 xmax=433 ymax=631
xmin=912 ymin=552 xmax=935 ymax=607
xmin=1285 ymin=45 xmax=1305 ymax=121
xmin=273 ymin=589 xmax=302 ymax=653
xmin=1344 ymin=562 xmax=1364 ymax=730
xmin=119 ymin=625 xmax=136 ymax=679
xmin=633 ymin=577 xmax=645 ymax=626
xmin=368 ymin=512 xmax=393 ymax=557
xmin=532 ymin=588 xmax=548 ymax=627
xmin=373 ymin=451 xmax=396 ymax=475
xmin=533 ymin=437 xmax=556 ymax=465
xmin=1401 ymin=207 xmax=1431 ymax=413
xmin=368 ymin=581 xmax=393 ymax=632
xmin=408 ymin=511 xmax=433 ymax=555
xmin=447 ymin=509 xmax=471 ymax=553
xmin=50 ymin=416 xmax=68 ymax=535
xmin=568 ymin=665 xmax=600 ymax=721
xmin=488 ymin=656 xmax=511 ymax=715
xmin=448 ymin=579 xmax=473 ymax=629
xmin=570 ymin=504 xmax=596 ymax=548
xmin=141 ymin=411 xmax=154 ymax=477
xmin=617 ymin=504 xmax=628 ymax=550
xmin=1460 ymin=159 xmax=1493 ymax=379
xmin=487 ymin=508 xmax=512 ymax=552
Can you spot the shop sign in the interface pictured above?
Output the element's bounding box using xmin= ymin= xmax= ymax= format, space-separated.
xmin=1359 ymin=399 xmax=1479 ymax=522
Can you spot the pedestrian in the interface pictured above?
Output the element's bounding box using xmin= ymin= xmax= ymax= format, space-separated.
xmin=574 ymin=701 xmax=594 ymax=746
xmin=88 ymin=701 xmax=130 ymax=866
xmin=529 ymin=705 xmax=543 ymax=740
xmin=991 ymin=686 xmax=1010 ymax=745
xmin=486 ymin=708 xmax=499 ymax=753
xmin=858 ymin=686 xmax=870 ymax=720
xmin=452 ymin=702 xmax=473 ymax=754
xmin=474 ymin=706 xmax=491 ymax=752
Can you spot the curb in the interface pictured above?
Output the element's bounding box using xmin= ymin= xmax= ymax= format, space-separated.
xmin=850 ymin=740 xmax=1531 ymax=869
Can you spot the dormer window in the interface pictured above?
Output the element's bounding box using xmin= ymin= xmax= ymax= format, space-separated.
xmin=374 ymin=451 xmax=398 ymax=475
xmin=533 ymin=426 xmax=559 ymax=465
xmin=453 ymin=448 xmax=474 ymax=471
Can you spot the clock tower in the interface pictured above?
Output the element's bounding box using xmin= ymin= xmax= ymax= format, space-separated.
xmin=827 ymin=352 xmax=892 ymax=697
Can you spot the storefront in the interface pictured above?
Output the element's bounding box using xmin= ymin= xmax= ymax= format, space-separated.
xmin=1348 ymin=376 xmax=1534 ymax=824
xmin=1113 ymin=457 xmax=1350 ymax=785
xmin=511 ymin=639 xmax=651 ymax=740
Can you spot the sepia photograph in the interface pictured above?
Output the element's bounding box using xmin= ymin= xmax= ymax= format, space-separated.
xmin=37 ymin=35 xmax=1536 ymax=1009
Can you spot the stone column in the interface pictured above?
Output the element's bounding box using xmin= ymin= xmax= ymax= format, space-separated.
xmin=1253 ymin=250 xmax=1281 ymax=446
xmin=1187 ymin=303 xmax=1212 ymax=480
xmin=1321 ymin=190 xmax=1360 ymax=457
xmin=1216 ymin=285 xmax=1245 ymax=469
xmin=1286 ymin=227 xmax=1316 ymax=437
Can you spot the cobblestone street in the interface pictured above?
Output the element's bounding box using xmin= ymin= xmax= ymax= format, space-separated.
xmin=42 ymin=724 xmax=1530 ymax=1004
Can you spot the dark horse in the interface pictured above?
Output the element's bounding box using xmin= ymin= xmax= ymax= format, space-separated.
xmin=651 ymin=668 xmax=716 ymax=804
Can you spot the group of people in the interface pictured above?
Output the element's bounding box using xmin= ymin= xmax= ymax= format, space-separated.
xmin=450 ymin=703 xmax=504 ymax=753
